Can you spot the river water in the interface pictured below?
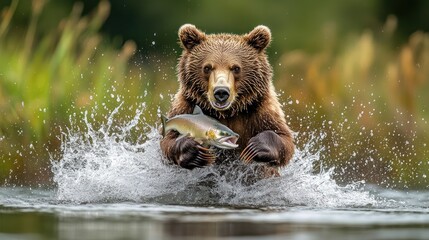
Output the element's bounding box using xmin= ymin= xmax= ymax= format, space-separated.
xmin=1 ymin=105 xmax=429 ymax=239
xmin=1 ymin=186 xmax=429 ymax=240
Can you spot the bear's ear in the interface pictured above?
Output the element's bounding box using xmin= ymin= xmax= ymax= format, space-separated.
xmin=245 ymin=25 xmax=272 ymax=52
xmin=178 ymin=24 xmax=206 ymax=51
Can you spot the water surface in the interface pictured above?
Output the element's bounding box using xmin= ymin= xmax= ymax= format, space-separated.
xmin=1 ymin=187 xmax=429 ymax=240
xmin=2 ymin=104 xmax=428 ymax=240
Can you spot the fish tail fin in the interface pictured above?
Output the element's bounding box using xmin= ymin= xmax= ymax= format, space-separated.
xmin=161 ymin=115 xmax=168 ymax=137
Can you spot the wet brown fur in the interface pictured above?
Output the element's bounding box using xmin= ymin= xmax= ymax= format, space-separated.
xmin=160 ymin=24 xmax=294 ymax=172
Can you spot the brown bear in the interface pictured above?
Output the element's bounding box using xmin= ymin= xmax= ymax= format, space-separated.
xmin=160 ymin=24 xmax=294 ymax=174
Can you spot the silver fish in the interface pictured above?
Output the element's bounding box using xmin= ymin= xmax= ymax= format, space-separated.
xmin=161 ymin=106 xmax=239 ymax=149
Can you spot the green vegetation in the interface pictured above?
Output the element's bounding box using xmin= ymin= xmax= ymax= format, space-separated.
xmin=0 ymin=1 xmax=428 ymax=188
xmin=0 ymin=0 xmax=176 ymax=184
xmin=278 ymin=19 xmax=429 ymax=188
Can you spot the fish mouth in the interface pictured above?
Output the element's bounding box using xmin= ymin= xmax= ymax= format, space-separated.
xmin=214 ymin=135 xmax=239 ymax=149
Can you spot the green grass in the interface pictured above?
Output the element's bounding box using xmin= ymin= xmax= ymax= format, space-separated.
xmin=277 ymin=18 xmax=429 ymax=188
xmin=0 ymin=0 xmax=177 ymax=185
xmin=1 ymin=1 xmax=428 ymax=188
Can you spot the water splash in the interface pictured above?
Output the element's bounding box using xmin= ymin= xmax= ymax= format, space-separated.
xmin=51 ymin=103 xmax=377 ymax=207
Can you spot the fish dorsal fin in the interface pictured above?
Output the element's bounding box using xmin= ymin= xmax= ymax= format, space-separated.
xmin=193 ymin=105 xmax=203 ymax=115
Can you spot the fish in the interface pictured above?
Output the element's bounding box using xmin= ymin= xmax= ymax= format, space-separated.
xmin=161 ymin=106 xmax=239 ymax=149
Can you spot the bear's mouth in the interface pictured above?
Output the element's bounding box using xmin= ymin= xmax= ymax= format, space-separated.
xmin=211 ymin=101 xmax=232 ymax=111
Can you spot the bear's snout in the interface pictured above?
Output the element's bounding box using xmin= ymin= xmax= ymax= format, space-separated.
xmin=214 ymin=87 xmax=230 ymax=103
xmin=207 ymin=68 xmax=236 ymax=111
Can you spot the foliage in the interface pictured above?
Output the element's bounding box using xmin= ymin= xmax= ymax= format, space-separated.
xmin=278 ymin=17 xmax=429 ymax=187
xmin=0 ymin=0 xmax=176 ymax=184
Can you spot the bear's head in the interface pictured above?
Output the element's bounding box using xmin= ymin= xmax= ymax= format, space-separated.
xmin=177 ymin=24 xmax=273 ymax=118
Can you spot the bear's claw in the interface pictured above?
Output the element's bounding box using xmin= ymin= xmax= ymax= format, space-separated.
xmin=239 ymin=142 xmax=258 ymax=163
xmin=196 ymin=145 xmax=216 ymax=165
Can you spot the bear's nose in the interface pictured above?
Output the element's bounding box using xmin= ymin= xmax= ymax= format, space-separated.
xmin=214 ymin=87 xmax=230 ymax=103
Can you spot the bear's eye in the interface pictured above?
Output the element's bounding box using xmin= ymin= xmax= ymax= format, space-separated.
xmin=203 ymin=65 xmax=212 ymax=74
xmin=232 ymin=66 xmax=241 ymax=74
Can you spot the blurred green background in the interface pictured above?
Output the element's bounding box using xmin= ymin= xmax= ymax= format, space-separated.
xmin=0 ymin=0 xmax=429 ymax=188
